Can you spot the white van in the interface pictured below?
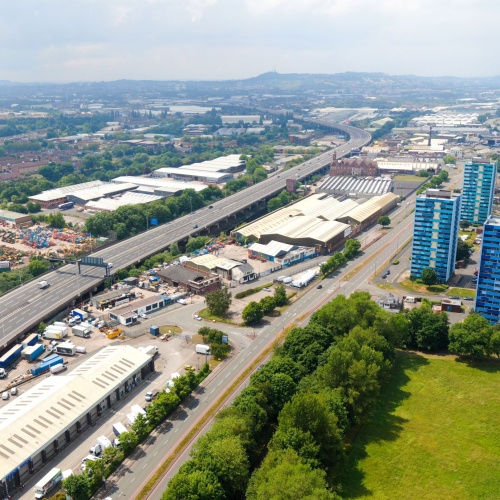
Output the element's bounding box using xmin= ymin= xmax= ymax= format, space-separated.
xmin=2 ymin=391 xmax=9 ymax=400
xmin=10 ymin=387 xmax=17 ymax=396
xmin=81 ymin=455 xmax=100 ymax=470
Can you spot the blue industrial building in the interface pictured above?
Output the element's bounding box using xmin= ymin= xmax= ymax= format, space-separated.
xmin=475 ymin=216 xmax=500 ymax=324
xmin=410 ymin=189 xmax=461 ymax=282
xmin=460 ymin=161 xmax=497 ymax=225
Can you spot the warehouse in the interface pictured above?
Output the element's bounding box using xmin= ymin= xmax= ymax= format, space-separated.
xmin=84 ymin=191 xmax=163 ymax=213
xmin=152 ymin=167 xmax=233 ymax=184
xmin=111 ymin=176 xmax=206 ymax=197
xmin=28 ymin=181 xmax=109 ymax=208
xmin=67 ymin=182 xmax=137 ymax=206
xmin=337 ymin=192 xmax=399 ymax=229
xmin=0 ymin=209 xmax=32 ymax=228
xmin=259 ymin=216 xmax=351 ymax=254
xmin=317 ymin=176 xmax=393 ymax=198
xmin=185 ymin=254 xmax=255 ymax=281
xmin=0 ymin=345 xmax=154 ymax=496
xmin=249 ymin=240 xmax=318 ymax=265
xmin=158 ymin=266 xmax=221 ymax=295
xmin=109 ymin=295 xmax=165 ymax=326
xmin=376 ymin=160 xmax=439 ymax=174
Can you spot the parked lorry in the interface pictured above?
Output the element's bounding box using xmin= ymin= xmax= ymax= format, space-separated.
xmin=38 ymin=280 xmax=50 ymax=289
xmin=131 ymin=404 xmax=147 ymax=417
xmin=195 ymin=344 xmax=211 ymax=355
xmin=54 ymin=342 xmax=77 ymax=356
xmin=22 ymin=333 xmax=39 ymax=348
xmin=31 ymin=354 xmax=64 ymax=376
xmin=138 ymin=345 xmax=159 ymax=357
xmin=112 ymin=422 xmax=128 ymax=446
xmin=97 ymin=435 xmax=113 ymax=450
xmin=71 ymin=308 xmax=89 ymax=321
xmin=0 ymin=344 xmax=23 ymax=369
xmin=34 ymin=467 xmax=62 ymax=499
xmin=22 ymin=343 xmax=45 ymax=362
xmin=42 ymin=329 xmax=68 ymax=341
xmin=72 ymin=325 xmax=91 ymax=338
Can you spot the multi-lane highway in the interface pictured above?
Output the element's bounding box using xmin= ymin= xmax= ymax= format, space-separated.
xmin=0 ymin=121 xmax=370 ymax=348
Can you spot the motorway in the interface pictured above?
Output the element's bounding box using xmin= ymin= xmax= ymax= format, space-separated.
xmin=0 ymin=121 xmax=371 ymax=348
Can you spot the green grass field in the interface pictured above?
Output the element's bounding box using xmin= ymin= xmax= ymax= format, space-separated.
xmin=445 ymin=287 xmax=476 ymax=298
xmin=340 ymin=354 xmax=500 ymax=499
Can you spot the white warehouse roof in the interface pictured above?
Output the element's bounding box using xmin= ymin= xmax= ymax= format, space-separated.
xmin=111 ymin=176 xmax=206 ymax=193
xmin=29 ymin=181 xmax=106 ymax=202
xmin=0 ymin=345 xmax=151 ymax=480
xmin=85 ymin=191 xmax=163 ymax=212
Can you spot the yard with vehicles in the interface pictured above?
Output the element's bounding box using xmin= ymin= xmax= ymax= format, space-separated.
xmin=340 ymin=353 xmax=500 ymax=499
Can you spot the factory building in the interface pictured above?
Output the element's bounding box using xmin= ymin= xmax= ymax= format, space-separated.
xmin=108 ymin=295 xmax=166 ymax=326
xmin=28 ymin=181 xmax=137 ymax=209
xmin=337 ymin=193 xmax=399 ymax=229
xmin=0 ymin=346 xmax=154 ymax=496
xmin=0 ymin=210 xmax=32 ymax=228
xmin=185 ymin=254 xmax=256 ymax=282
xmin=317 ymin=176 xmax=393 ymax=198
xmin=157 ymin=266 xmax=221 ymax=295
xmin=111 ymin=176 xmax=207 ymax=197
xmin=84 ymin=191 xmax=163 ymax=213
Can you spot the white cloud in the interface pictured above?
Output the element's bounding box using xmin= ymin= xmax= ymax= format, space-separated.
xmin=0 ymin=0 xmax=498 ymax=81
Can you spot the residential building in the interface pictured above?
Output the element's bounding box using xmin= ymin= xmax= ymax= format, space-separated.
xmin=475 ymin=216 xmax=500 ymax=324
xmin=460 ymin=161 xmax=497 ymax=225
xmin=410 ymin=189 xmax=461 ymax=282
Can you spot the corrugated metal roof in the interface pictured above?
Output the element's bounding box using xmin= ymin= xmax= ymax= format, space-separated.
xmin=190 ymin=254 xmax=242 ymax=271
xmin=29 ymin=181 xmax=106 ymax=202
xmin=0 ymin=346 xmax=151 ymax=480
xmin=85 ymin=191 xmax=162 ymax=211
xmin=249 ymin=240 xmax=294 ymax=257
xmin=302 ymin=198 xmax=359 ymax=221
xmin=111 ymin=176 xmax=206 ymax=192
xmin=340 ymin=193 xmax=398 ymax=223
xmin=70 ymin=183 xmax=137 ymax=202
xmin=318 ymin=176 xmax=392 ymax=196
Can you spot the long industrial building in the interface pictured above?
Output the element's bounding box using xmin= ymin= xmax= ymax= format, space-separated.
xmin=0 ymin=345 xmax=154 ymax=496
xmin=235 ymin=192 xmax=398 ymax=251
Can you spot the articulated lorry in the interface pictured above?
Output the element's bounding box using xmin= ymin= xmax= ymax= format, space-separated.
xmin=22 ymin=343 xmax=45 ymax=362
xmin=34 ymin=467 xmax=62 ymax=499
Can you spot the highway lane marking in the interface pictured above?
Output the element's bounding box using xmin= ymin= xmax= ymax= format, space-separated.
xmin=209 ymin=388 xmax=215 ymax=394
xmin=175 ymin=428 xmax=179 ymax=432
xmin=154 ymin=451 xmax=158 ymax=456
xmin=142 ymin=464 xmax=148 ymax=469
xmin=164 ymin=440 xmax=169 ymax=445
xmin=131 ymin=478 xmax=135 ymax=483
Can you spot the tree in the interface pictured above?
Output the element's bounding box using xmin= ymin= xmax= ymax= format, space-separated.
xmin=131 ymin=412 xmax=149 ymax=441
xmin=273 ymin=282 xmax=288 ymax=307
xmin=490 ymin=329 xmax=500 ymax=357
xmin=63 ymin=474 xmax=91 ymax=500
xmin=205 ymin=288 xmax=232 ymax=317
xmin=343 ymin=238 xmax=361 ymax=259
xmin=246 ymin=449 xmax=339 ymax=500
xmin=27 ymin=258 xmax=50 ymax=277
xmin=443 ymin=154 xmax=457 ymax=165
xmin=193 ymin=436 xmax=250 ymax=498
xmin=459 ymin=219 xmax=470 ymax=230
xmin=163 ymin=469 xmax=226 ymax=500
xmin=242 ymin=301 xmax=264 ymax=324
xmin=449 ymin=313 xmax=493 ymax=358
xmin=456 ymin=238 xmax=472 ymax=261
xmin=259 ymin=295 xmax=276 ymax=315
xmin=83 ymin=457 xmax=104 ymax=491
xmin=421 ymin=267 xmax=438 ymax=285
xmin=377 ymin=215 xmax=391 ymax=227
xmin=117 ymin=430 xmax=139 ymax=455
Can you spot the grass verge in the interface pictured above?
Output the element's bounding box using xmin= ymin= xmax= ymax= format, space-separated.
xmin=376 ymin=283 xmax=396 ymax=291
xmin=198 ymin=308 xmax=237 ymax=324
xmin=159 ymin=325 xmax=182 ymax=334
xmin=399 ymin=278 xmax=448 ymax=295
xmin=340 ymin=353 xmax=500 ymax=499
xmin=445 ymin=287 xmax=476 ymax=298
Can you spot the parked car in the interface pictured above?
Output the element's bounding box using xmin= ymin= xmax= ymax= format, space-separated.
xmin=2 ymin=391 xmax=9 ymax=400
xmin=184 ymin=365 xmax=195 ymax=372
xmin=263 ymin=287 xmax=271 ymax=292
xmin=317 ymin=284 xmax=323 ymax=289
xmin=193 ymin=225 xmax=198 ymax=229
xmin=140 ymin=313 xmax=148 ymax=319
xmin=450 ymin=296 xmax=460 ymax=299
xmin=193 ymin=314 xmax=202 ymax=321
xmin=464 ymin=297 xmax=474 ymax=301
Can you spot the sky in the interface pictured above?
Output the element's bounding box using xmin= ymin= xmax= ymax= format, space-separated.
xmin=0 ymin=0 xmax=498 ymax=82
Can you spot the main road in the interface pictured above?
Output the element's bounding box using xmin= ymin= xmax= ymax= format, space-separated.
xmin=0 ymin=121 xmax=370 ymax=348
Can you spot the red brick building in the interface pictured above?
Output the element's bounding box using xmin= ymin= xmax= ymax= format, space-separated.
xmin=329 ymin=152 xmax=379 ymax=177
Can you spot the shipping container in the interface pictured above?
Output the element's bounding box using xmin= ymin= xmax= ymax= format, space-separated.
xmin=71 ymin=308 xmax=89 ymax=321
xmin=0 ymin=344 xmax=23 ymax=368
xmin=31 ymin=355 xmax=63 ymax=376
xmin=22 ymin=333 xmax=39 ymax=348
xmin=22 ymin=343 xmax=45 ymax=362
